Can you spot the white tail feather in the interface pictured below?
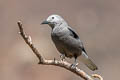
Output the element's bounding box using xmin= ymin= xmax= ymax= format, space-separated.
xmin=79 ymin=51 xmax=98 ymax=71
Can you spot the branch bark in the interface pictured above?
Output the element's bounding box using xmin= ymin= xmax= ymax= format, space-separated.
xmin=17 ymin=21 xmax=103 ymax=80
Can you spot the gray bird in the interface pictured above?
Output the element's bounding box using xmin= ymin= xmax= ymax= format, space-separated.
xmin=41 ymin=14 xmax=98 ymax=71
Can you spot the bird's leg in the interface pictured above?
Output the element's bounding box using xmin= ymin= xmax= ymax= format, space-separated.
xmin=60 ymin=54 xmax=65 ymax=61
xmin=71 ymin=56 xmax=79 ymax=69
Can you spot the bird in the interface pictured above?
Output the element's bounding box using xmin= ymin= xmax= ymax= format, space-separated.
xmin=41 ymin=14 xmax=98 ymax=71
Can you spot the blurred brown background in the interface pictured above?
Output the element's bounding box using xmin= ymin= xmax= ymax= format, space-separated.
xmin=0 ymin=0 xmax=120 ymax=80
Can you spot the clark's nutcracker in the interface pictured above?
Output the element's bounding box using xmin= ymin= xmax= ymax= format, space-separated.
xmin=41 ymin=14 xmax=98 ymax=71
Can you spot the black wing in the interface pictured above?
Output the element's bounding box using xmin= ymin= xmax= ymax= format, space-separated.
xmin=68 ymin=27 xmax=79 ymax=39
xmin=68 ymin=27 xmax=87 ymax=54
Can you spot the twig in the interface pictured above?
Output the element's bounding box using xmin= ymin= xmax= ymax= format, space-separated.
xmin=17 ymin=21 xmax=103 ymax=80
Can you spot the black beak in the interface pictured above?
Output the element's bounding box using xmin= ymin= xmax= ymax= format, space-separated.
xmin=41 ymin=21 xmax=49 ymax=24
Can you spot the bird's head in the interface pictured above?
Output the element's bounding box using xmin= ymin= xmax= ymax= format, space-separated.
xmin=41 ymin=14 xmax=67 ymax=28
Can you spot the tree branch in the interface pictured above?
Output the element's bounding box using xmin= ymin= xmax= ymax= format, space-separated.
xmin=17 ymin=21 xmax=103 ymax=80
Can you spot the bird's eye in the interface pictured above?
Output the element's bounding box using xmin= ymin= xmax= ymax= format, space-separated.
xmin=52 ymin=17 xmax=54 ymax=19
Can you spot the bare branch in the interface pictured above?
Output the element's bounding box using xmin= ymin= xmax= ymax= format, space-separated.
xmin=17 ymin=21 xmax=103 ymax=80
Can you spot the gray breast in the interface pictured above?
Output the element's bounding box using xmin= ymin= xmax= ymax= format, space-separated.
xmin=51 ymin=27 xmax=67 ymax=54
xmin=51 ymin=26 xmax=82 ymax=58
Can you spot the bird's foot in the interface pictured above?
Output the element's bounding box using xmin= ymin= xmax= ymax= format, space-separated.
xmin=60 ymin=54 xmax=65 ymax=61
xmin=71 ymin=63 xmax=79 ymax=69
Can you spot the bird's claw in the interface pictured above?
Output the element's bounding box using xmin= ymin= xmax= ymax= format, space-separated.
xmin=71 ymin=63 xmax=79 ymax=69
xmin=60 ymin=54 xmax=65 ymax=61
